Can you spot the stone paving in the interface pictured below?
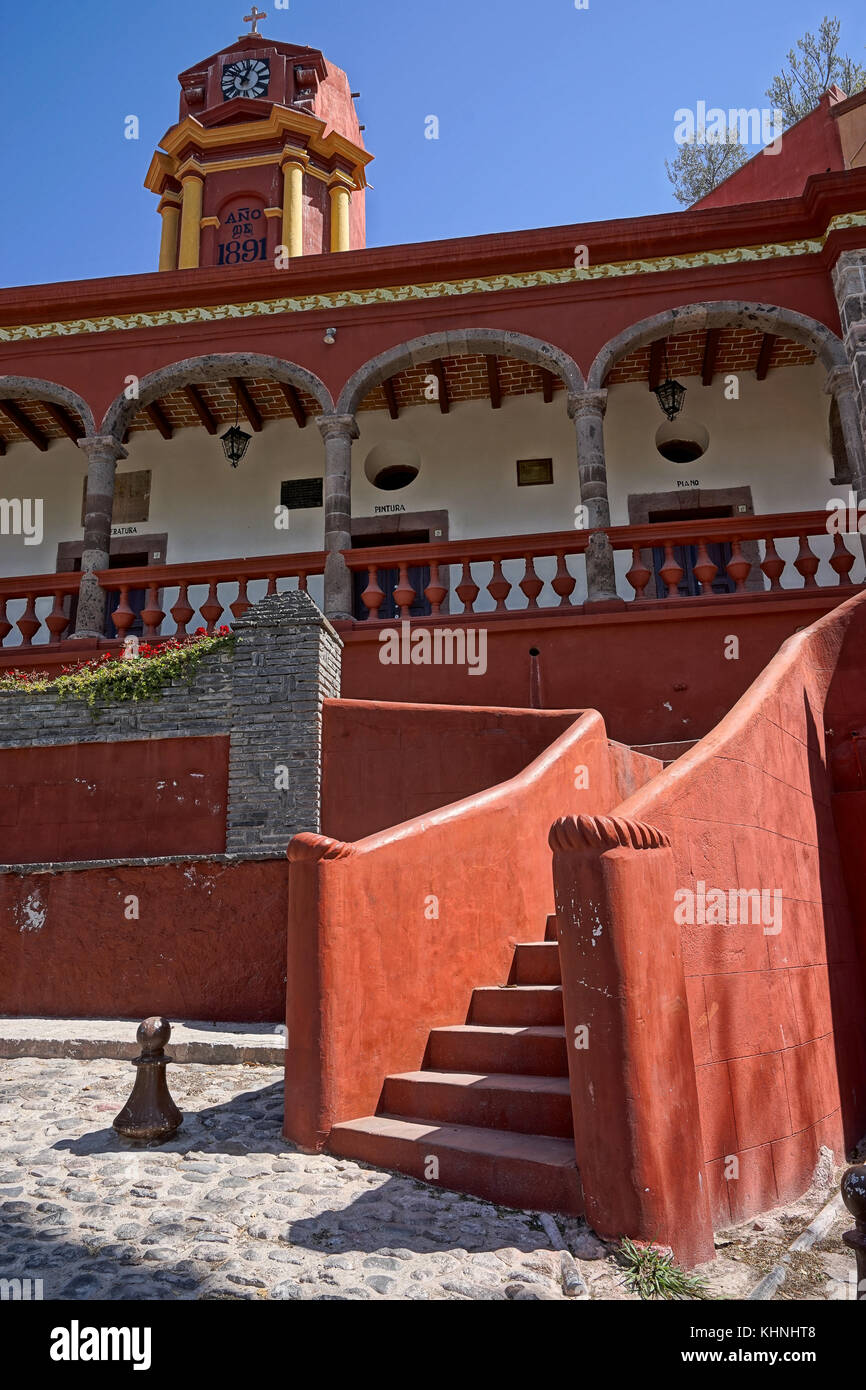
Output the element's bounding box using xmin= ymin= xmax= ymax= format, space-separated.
xmin=0 ymin=1057 xmax=622 ymax=1302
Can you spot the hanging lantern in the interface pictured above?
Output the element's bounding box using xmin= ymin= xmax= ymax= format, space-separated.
xmin=652 ymin=340 xmax=687 ymax=421
xmin=220 ymin=385 xmax=252 ymax=467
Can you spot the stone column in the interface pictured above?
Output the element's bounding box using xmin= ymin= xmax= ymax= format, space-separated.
xmin=569 ymin=389 xmax=618 ymax=602
xmin=825 ymin=365 xmax=866 ymax=493
xmin=157 ymin=194 xmax=182 ymax=272
xmin=328 ymin=184 xmax=351 ymax=253
xmin=74 ymin=436 xmax=128 ymax=638
xmin=281 ymin=159 xmax=305 ymax=259
xmin=178 ymin=171 xmax=204 ymax=270
xmin=832 ymin=251 xmax=866 ymax=465
xmin=318 ymin=414 xmax=358 ymax=621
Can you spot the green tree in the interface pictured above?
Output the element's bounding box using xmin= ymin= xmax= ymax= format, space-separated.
xmin=767 ymin=15 xmax=866 ymax=127
xmin=665 ymin=127 xmax=749 ymax=207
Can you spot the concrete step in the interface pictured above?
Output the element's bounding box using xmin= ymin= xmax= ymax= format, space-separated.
xmin=381 ymin=1069 xmax=573 ymax=1138
xmin=510 ymin=941 xmax=561 ymax=986
xmin=0 ymin=1017 xmax=287 ymax=1065
xmin=468 ymin=985 xmax=564 ymax=1027
xmin=327 ymin=1114 xmax=583 ymax=1214
xmin=427 ymin=1024 xmax=568 ymax=1077
xmin=545 ymin=914 xmax=558 ymax=942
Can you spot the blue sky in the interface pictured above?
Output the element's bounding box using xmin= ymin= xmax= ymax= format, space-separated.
xmin=1 ymin=0 xmax=864 ymax=287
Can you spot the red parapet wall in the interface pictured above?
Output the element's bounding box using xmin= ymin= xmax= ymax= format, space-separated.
xmin=611 ymin=590 xmax=866 ymax=1229
xmin=284 ymin=709 xmax=660 ymax=1151
xmin=0 ymin=858 xmax=287 ymax=1021
xmin=0 ymin=736 xmax=229 ymax=864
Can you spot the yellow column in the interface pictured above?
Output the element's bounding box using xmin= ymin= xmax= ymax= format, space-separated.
xmin=178 ymin=172 xmax=204 ymax=270
xmin=157 ymin=196 xmax=181 ymax=271
xmin=281 ymin=160 xmax=305 ymax=259
xmin=329 ymin=184 xmax=351 ymax=253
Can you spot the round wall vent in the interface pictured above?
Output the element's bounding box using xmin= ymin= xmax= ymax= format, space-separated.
xmin=655 ymin=418 xmax=710 ymax=464
xmin=364 ymin=441 xmax=421 ymax=492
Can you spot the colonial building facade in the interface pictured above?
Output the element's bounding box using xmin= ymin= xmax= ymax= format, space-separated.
xmin=2 ymin=22 xmax=866 ymax=1265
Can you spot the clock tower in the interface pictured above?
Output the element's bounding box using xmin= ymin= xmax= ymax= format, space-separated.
xmin=145 ymin=12 xmax=372 ymax=271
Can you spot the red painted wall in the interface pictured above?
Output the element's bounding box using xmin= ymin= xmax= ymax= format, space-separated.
xmin=0 ymin=858 xmax=287 ymax=1021
xmin=338 ymin=599 xmax=841 ymax=748
xmin=694 ymin=95 xmax=845 ymax=210
xmin=615 ymin=590 xmax=866 ymax=1227
xmin=0 ymin=737 xmax=228 ymax=865
xmin=321 ymin=699 xmax=581 ymax=841
xmin=284 ymin=712 xmax=661 ymax=1149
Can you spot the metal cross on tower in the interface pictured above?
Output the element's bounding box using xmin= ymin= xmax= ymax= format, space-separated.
xmin=243 ymin=8 xmax=267 ymax=36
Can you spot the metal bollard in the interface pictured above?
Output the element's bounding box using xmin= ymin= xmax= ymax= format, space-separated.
xmin=113 ymin=1016 xmax=183 ymax=1143
xmin=842 ymin=1165 xmax=866 ymax=1301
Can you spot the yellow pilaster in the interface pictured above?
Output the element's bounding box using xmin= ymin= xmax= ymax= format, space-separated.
xmin=328 ymin=184 xmax=351 ymax=253
xmin=157 ymin=196 xmax=181 ymax=271
xmin=178 ymin=172 xmax=205 ymax=270
xmin=281 ymin=160 xmax=305 ymax=259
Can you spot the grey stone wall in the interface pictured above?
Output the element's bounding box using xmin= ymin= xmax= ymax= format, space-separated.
xmin=833 ymin=249 xmax=866 ymax=484
xmin=0 ymin=591 xmax=342 ymax=859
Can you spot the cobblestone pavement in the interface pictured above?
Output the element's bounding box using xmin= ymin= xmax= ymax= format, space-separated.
xmin=0 ymin=1058 xmax=627 ymax=1302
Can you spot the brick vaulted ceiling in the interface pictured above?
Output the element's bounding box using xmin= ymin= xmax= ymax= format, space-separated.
xmin=0 ymin=329 xmax=818 ymax=448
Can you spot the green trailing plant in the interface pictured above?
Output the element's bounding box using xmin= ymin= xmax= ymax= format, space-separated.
xmin=618 ymin=1237 xmax=710 ymax=1301
xmin=0 ymin=627 xmax=235 ymax=712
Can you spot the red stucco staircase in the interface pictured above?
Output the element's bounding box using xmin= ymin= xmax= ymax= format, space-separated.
xmin=327 ymin=915 xmax=583 ymax=1214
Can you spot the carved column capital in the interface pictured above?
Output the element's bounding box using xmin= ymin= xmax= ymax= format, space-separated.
xmin=77 ymin=435 xmax=128 ymax=462
xmin=568 ymin=389 xmax=609 ymax=421
xmin=825 ymin=365 xmax=857 ymax=398
xmin=317 ymin=414 xmax=359 ymax=444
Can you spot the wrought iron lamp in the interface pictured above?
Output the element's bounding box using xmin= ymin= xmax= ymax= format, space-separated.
xmin=221 ymin=386 xmax=252 ymax=468
xmin=652 ymin=341 xmax=687 ymax=422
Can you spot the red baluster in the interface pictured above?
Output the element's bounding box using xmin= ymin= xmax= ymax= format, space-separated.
xmin=393 ymin=563 xmax=416 ymax=620
xmin=693 ymin=539 xmax=718 ymax=595
xmin=794 ymin=535 xmax=819 ymax=589
xmin=266 ymin=574 xmax=278 ymax=597
xmin=626 ymin=547 xmax=651 ymax=600
xmin=487 ymin=558 xmax=510 ymax=613
xmin=170 ymin=583 xmax=194 ymax=637
xmin=230 ymin=577 xmax=251 ymax=621
xmin=659 ymin=544 xmax=684 ymax=598
xmin=110 ymin=586 xmax=135 ymax=638
xmin=200 ymin=581 xmax=224 ymax=633
xmin=760 ymin=537 xmax=785 ymax=591
xmin=361 ymin=565 xmax=384 ymax=620
xmin=551 ymin=553 xmax=576 ymax=607
xmin=46 ymin=592 xmax=69 ymax=644
xmin=425 ymin=561 xmax=447 ymax=617
xmin=519 ymin=555 xmax=544 ymax=609
xmin=830 ymin=533 xmax=856 ymax=586
xmin=16 ymin=593 xmax=40 ymax=648
xmin=141 ymin=584 xmax=165 ymax=638
xmin=297 ymin=572 xmax=309 ymax=594
xmin=726 ymin=538 xmax=751 ymax=593
xmin=0 ymin=597 xmax=12 ymax=646
xmin=456 ymin=559 xmax=479 ymax=615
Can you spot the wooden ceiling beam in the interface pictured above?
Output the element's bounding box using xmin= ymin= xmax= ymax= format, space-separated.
xmin=144 ymin=401 xmax=173 ymax=441
xmin=701 ymin=328 xmax=722 ymax=386
xmin=486 ymin=355 xmax=502 ymax=410
xmin=756 ymin=333 xmax=778 ymax=381
xmin=42 ymin=401 xmax=84 ymax=440
xmin=280 ymin=382 xmax=308 ymax=429
xmin=184 ymin=384 xmax=218 ymax=435
xmin=230 ymin=377 xmax=263 ymax=432
xmin=382 ymin=377 xmax=399 ymax=420
xmin=649 ymin=339 xmax=666 ymax=392
xmin=431 ymin=359 xmax=450 ymax=415
xmin=0 ymin=401 xmax=49 ymax=451
xmin=541 ymin=369 xmax=555 ymax=403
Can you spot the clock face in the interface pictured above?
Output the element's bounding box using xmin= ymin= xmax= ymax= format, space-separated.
xmin=221 ymin=58 xmax=270 ymax=100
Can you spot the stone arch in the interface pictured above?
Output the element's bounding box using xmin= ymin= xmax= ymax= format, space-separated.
xmin=101 ymin=352 xmax=335 ymax=439
xmin=0 ymin=375 xmax=97 ymax=436
xmin=587 ymin=301 xmax=847 ymax=389
xmin=336 ymin=328 xmax=585 ymax=417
